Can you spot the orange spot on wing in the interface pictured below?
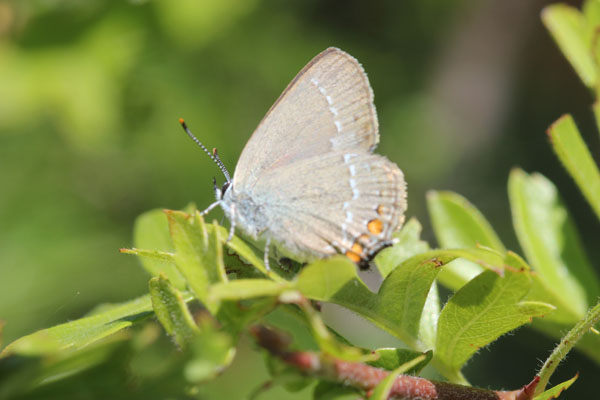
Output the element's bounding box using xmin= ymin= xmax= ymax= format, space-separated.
xmin=351 ymin=242 xmax=363 ymax=254
xmin=367 ymin=219 xmax=383 ymax=235
xmin=345 ymin=250 xmax=361 ymax=263
xmin=376 ymin=205 xmax=385 ymax=216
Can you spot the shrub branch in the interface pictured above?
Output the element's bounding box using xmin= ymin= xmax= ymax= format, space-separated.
xmin=249 ymin=325 xmax=539 ymax=400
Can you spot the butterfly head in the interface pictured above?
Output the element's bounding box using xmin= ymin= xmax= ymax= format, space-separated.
xmin=213 ymin=177 xmax=232 ymax=201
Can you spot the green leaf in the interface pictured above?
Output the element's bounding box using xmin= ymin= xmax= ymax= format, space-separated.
xmin=263 ymin=355 xmax=314 ymax=393
xmin=209 ymin=279 xmax=291 ymax=302
xmin=368 ymin=367 xmax=401 ymax=400
xmin=264 ymin=305 xmax=320 ymax=352
xmin=1 ymin=294 xmax=159 ymax=357
xmin=509 ymin=169 xmax=599 ymax=321
xmin=594 ymin=101 xmax=600 ymax=139
xmin=222 ymin=227 xmax=288 ymax=283
xmin=427 ymin=191 xmax=506 ymax=290
xmin=370 ymin=354 xmax=427 ymax=400
xmin=375 ymin=218 xmax=430 ymax=278
xmin=368 ymin=348 xmax=432 ymax=374
xmin=542 ymin=4 xmax=596 ymax=88
xmin=0 ymin=335 xmax=127 ymax=397
xmin=183 ymin=315 xmax=235 ymax=382
xmin=149 ymin=275 xmax=199 ymax=348
xmin=215 ymin=298 xmax=278 ymax=339
xmin=295 ymin=256 xmax=374 ymax=306
xmin=166 ymin=211 xmax=227 ymax=311
xmin=32 ymin=337 xmax=124 ymax=388
xmin=132 ymin=208 xmax=186 ymax=289
xmin=313 ymin=381 xmax=361 ymax=400
xmin=584 ymin=0 xmax=600 ymax=30
xmin=291 ymin=296 xmax=373 ymax=362
xmin=418 ymin=282 xmax=440 ymax=350
xmin=533 ymin=374 xmax=578 ymax=400
xmin=298 ymin=249 xmax=503 ymax=350
xmin=435 ymin=268 xmax=554 ymax=372
xmin=584 ymin=0 xmax=600 ymax=75
xmin=374 ymin=251 xmax=462 ymax=348
xmin=294 ymin=248 xmax=544 ymax=383
xmin=427 ymin=191 xmax=506 ymax=252
xmin=547 ymin=114 xmax=600 ymax=221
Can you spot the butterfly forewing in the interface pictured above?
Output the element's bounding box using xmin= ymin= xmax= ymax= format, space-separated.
xmin=233 ymin=47 xmax=379 ymax=190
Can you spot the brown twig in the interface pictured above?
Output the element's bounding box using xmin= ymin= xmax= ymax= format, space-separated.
xmin=249 ymin=325 xmax=539 ymax=400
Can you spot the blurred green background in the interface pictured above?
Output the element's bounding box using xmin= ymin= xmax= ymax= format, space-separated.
xmin=1 ymin=0 xmax=599 ymax=398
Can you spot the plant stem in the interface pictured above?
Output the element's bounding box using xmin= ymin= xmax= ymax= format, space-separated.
xmin=535 ymin=300 xmax=600 ymax=395
xmin=250 ymin=324 xmax=538 ymax=400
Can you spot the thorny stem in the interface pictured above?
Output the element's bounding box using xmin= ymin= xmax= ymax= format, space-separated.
xmin=535 ymin=300 xmax=600 ymax=395
xmin=250 ymin=325 xmax=539 ymax=400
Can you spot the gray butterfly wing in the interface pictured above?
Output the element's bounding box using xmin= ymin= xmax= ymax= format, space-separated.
xmin=233 ymin=47 xmax=379 ymax=190
xmin=230 ymin=47 xmax=406 ymax=264
xmin=252 ymin=151 xmax=406 ymax=263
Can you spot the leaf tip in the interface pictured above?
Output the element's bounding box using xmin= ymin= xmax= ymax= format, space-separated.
xmin=546 ymin=114 xmax=572 ymax=138
xmin=425 ymin=190 xmax=438 ymax=200
xmin=509 ymin=166 xmax=525 ymax=177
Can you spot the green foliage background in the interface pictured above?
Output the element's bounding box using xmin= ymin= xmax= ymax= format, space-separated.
xmin=1 ymin=0 xmax=599 ymax=398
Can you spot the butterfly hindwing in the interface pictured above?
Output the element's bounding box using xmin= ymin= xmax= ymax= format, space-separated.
xmin=250 ymin=151 xmax=406 ymax=263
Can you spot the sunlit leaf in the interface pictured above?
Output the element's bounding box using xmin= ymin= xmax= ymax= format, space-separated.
xmin=427 ymin=191 xmax=505 ymax=252
xmin=427 ymin=191 xmax=505 ymax=290
xmin=369 ymin=367 xmax=402 ymax=400
xmin=419 ymin=282 xmax=440 ymax=350
xmin=209 ymin=279 xmax=291 ymax=302
xmin=542 ymin=4 xmax=596 ymax=88
xmin=370 ymin=354 xmax=427 ymax=400
xmin=298 ymin=248 xmax=506 ymax=353
xmin=375 ymin=218 xmax=430 ymax=278
xmin=295 ymin=256 xmax=374 ymax=308
xmin=534 ymin=374 xmax=578 ymax=400
xmin=509 ymin=169 xmax=598 ymax=322
xmin=547 ymin=115 xmax=600 ymax=221
xmin=368 ymin=348 xmax=432 ymax=374
xmin=132 ymin=208 xmax=186 ymax=288
xmin=435 ymin=268 xmax=554 ymax=371
xmin=166 ymin=211 xmax=227 ymax=311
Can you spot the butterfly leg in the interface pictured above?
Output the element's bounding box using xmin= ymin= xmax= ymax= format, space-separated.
xmin=264 ymin=237 xmax=271 ymax=271
xmin=200 ymin=200 xmax=221 ymax=216
xmin=227 ymin=203 xmax=236 ymax=242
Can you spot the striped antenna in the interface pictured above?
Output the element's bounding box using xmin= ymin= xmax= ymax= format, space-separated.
xmin=179 ymin=118 xmax=231 ymax=183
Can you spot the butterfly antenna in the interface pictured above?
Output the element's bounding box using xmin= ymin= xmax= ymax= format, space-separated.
xmin=211 ymin=148 xmax=229 ymax=180
xmin=179 ymin=118 xmax=231 ymax=183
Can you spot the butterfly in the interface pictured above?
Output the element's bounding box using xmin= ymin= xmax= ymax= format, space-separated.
xmin=180 ymin=47 xmax=406 ymax=270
